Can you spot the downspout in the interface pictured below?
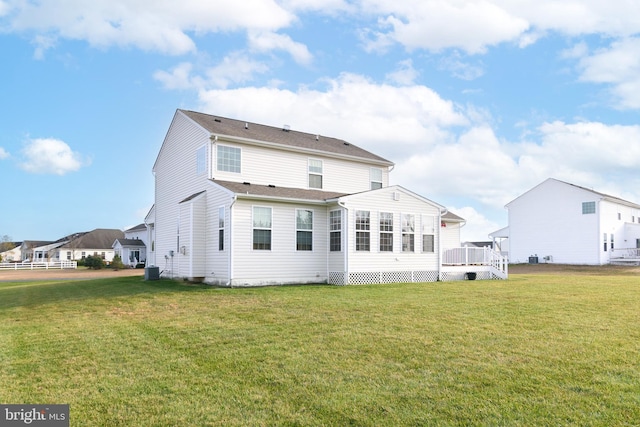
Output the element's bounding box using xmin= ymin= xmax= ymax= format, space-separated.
xmin=226 ymin=194 xmax=238 ymax=287
xmin=338 ymin=200 xmax=349 ymax=285
xmin=439 ymin=208 xmax=448 ymax=281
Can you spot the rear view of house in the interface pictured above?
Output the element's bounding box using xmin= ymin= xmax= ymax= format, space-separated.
xmin=151 ymin=109 xmax=506 ymax=285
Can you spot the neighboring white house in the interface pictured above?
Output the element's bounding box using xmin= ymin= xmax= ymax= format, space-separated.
xmin=112 ymin=224 xmax=149 ymax=267
xmin=33 ymin=229 xmax=125 ymax=263
xmin=152 ymin=109 xmax=507 ymax=285
xmin=495 ymin=178 xmax=640 ymax=265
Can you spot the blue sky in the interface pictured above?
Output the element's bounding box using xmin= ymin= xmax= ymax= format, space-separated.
xmin=2 ymin=1 xmax=640 ymax=242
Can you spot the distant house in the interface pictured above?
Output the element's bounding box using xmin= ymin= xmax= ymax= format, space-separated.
xmin=32 ymin=229 xmax=125 ymax=263
xmin=0 ymin=241 xmax=22 ymax=262
xmin=112 ymin=224 xmax=148 ymax=267
xmin=494 ymin=178 xmax=640 ymax=265
xmin=151 ymin=109 xmax=507 ymax=285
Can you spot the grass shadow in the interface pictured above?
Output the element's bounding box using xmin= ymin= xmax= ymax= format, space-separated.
xmin=0 ymin=277 xmax=210 ymax=310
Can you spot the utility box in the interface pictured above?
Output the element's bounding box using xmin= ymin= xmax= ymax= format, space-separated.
xmin=145 ymin=266 xmax=160 ymax=281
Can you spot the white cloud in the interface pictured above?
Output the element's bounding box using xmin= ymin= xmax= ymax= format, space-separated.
xmin=0 ymin=147 xmax=9 ymax=159
xmin=385 ymin=59 xmax=419 ymax=85
xmin=575 ymin=37 xmax=640 ymax=109
xmin=197 ymin=73 xmax=468 ymax=161
xmin=439 ymin=53 xmax=484 ymax=81
xmin=248 ymin=31 xmax=313 ymax=65
xmin=362 ymin=0 xmax=530 ymax=54
xmin=453 ymin=206 xmax=503 ymax=242
xmin=19 ymin=138 xmax=89 ymax=175
xmin=5 ymin=0 xmax=294 ymax=56
xmin=153 ymin=62 xmax=197 ymax=90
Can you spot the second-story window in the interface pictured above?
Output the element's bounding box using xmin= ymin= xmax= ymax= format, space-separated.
xmin=196 ymin=146 xmax=206 ymax=175
xmin=308 ymin=159 xmax=323 ymax=189
xmin=370 ymin=168 xmax=383 ymax=190
xmin=217 ymin=145 xmax=241 ymax=173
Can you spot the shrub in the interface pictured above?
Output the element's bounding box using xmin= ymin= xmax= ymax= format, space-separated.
xmin=111 ymin=254 xmax=125 ymax=270
xmin=84 ymin=255 xmax=105 ymax=270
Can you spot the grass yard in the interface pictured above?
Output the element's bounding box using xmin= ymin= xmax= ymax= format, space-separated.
xmin=1 ymin=272 xmax=639 ymax=426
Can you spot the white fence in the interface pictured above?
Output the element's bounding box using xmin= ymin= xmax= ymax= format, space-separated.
xmin=0 ymin=261 xmax=78 ymax=270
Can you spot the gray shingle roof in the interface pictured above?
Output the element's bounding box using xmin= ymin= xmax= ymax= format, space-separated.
xmin=59 ymin=229 xmax=125 ymax=250
xmin=180 ymin=110 xmax=393 ymax=165
xmin=115 ymin=239 xmax=146 ymax=247
xmin=212 ymin=180 xmax=348 ymax=202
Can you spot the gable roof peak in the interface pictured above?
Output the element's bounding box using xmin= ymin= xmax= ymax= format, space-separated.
xmin=178 ymin=109 xmax=393 ymax=165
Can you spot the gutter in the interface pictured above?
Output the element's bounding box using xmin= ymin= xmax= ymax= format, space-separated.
xmin=226 ymin=194 xmax=238 ymax=287
xmin=338 ymin=199 xmax=349 ymax=285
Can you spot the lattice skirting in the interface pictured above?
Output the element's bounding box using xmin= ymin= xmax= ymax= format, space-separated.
xmin=329 ymin=270 xmax=440 ymax=285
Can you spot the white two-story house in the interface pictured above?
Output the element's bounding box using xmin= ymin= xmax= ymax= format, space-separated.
xmin=495 ymin=178 xmax=640 ymax=265
xmin=151 ymin=109 xmax=506 ymax=285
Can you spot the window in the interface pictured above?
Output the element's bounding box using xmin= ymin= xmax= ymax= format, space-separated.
xmin=67 ymin=251 xmax=71 ymax=260
xmin=402 ymin=214 xmax=415 ymax=252
xmin=370 ymin=168 xmax=383 ymax=190
xmin=422 ymin=215 xmax=435 ymax=253
xmin=618 ymin=212 xmax=622 ymax=220
xmin=611 ymin=234 xmax=615 ymax=251
xmin=217 ymin=145 xmax=241 ymax=173
xmin=308 ymin=159 xmax=323 ymax=189
xmin=582 ymin=201 xmax=596 ymax=214
xmin=379 ymin=212 xmax=393 ymax=252
xmin=423 ymin=234 xmax=435 ymax=253
xmin=296 ymin=209 xmax=313 ymax=251
xmin=253 ymin=207 xmax=272 ymax=250
xmin=329 ymin=210 xmax=342 ymax=252
xmin=603 ymin=233 xmax=608 ymax=252
xmin=81 ymin=252 xmax=86 ymax=259
xmin=196 ymin=145 xmax=206 ymax=175
xmin=355 ymin=210 xmax=370 ymax=251
xmin=101 ymin=252 xmax=106 ymax=259
xmin=218 ymin=206 xmax=225 ymax=251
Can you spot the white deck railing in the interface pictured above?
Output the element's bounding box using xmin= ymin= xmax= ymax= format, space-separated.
xmin=610 ymin=248 xmax=640 ymax=261
xmin=0 ymin=261 xmax=78 ymax=270
xmin=443 ymin=247 xmax=508 ymax=278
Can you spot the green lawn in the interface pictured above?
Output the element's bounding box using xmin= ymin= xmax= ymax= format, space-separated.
xmin=1 ymin=273 xmax=639 ymax=426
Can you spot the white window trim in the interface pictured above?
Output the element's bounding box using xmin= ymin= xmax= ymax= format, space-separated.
xmin=308 ymin=158 xmax=323 ymax=189
xmin=370 ymin=167 xmax=383 ymax=190
xmin=295 ymin=209 xmax=314 ymax=251
xmin=216 ymin=144 xmax=242 ymax=173
xmin=252 ymin=206 xmax=272 ymax=251
xmin=329 ymin=209 xmax=342 ymax=252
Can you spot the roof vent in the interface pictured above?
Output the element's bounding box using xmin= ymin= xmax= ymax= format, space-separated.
xmin=268 ymin=184 xmax=276 ymax=188
xmin=243 ymin=182 xmax=250 ymax=185
xmin=245 ymin=122 xmax=248 ymax=129
xmin=214 ymin=118 xmax=221 ymax=123
xmin=344 ymin=142 xmax=350 ymax=146
xmin=283 ymin=124 xmax=290 ymax=132
xmin=315 ymin=135 xmax=319 ymax=141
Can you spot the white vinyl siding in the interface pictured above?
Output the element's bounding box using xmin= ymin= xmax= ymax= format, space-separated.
xmin=230 ymin=200 xmax=329 ymax=285
xmin=341 ymin=187 xmax=441 ymax=274
xmin=214 ymin=141 xmax=389 ymax=194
